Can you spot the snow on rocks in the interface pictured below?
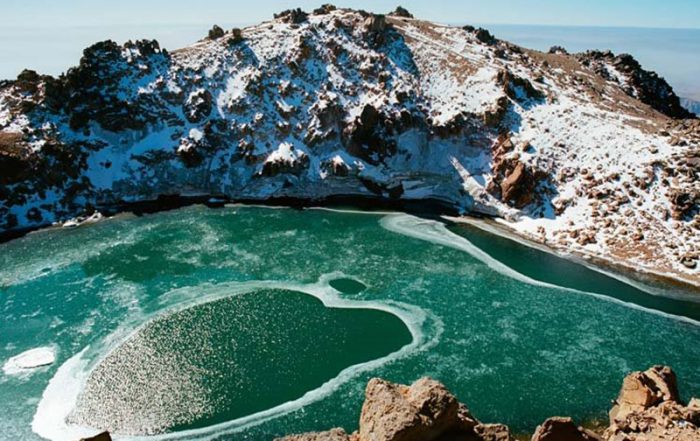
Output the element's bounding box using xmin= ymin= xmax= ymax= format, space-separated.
xmin=260 ymin=142 xmax=309 ymax=176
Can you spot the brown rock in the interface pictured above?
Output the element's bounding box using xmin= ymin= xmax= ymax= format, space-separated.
xmin=609 ymin=365 xmax=679 ymax=423
xmin=364 ymin=14 xmax=387 ymax=34
xmin=531 ymin=417 xmax=600 ymax=441
xmin=474 ymin=423 xmax=513 ymax=441
xmin=686 ymin=398 xmax=700 ymax=425
xmin=500 ymin=161 xmax=538 ymax=208
xmin=358 ymin=377 xmax=475 ymax=441
xmin=605 ymin=398 xmax=700 ymax=441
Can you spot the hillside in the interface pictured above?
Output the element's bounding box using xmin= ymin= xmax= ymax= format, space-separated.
xmin=0 ymin=6 xmax=698 ymax=283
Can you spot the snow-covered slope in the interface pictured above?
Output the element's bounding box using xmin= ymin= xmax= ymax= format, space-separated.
xmin=0 ymin=6 xmax=698 ymax=283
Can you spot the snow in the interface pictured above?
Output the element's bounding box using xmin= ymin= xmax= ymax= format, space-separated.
xmin=265 ymin=142 xmax=304 ymax=164
xmin=189 ymin=128 xmax=204 ymax=142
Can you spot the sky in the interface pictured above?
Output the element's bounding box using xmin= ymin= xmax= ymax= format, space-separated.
xmin=3 ymin=0 xmax=700 ymax=29
xmin=1 ymin=0 xmax=699 ymax=99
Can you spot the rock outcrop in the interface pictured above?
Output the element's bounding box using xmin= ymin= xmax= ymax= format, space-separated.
xmin=357 ymin=377 xmax=481 ymax=441
xmin=531 ymin=417 xmax=600 ymax=441
xmin=576 ymin=50 xmax=694 ymax=119
xmin=605 ymin=366 xmax=699 ymax=441
xmin=278 ymin=366 xmax=699 ymax=441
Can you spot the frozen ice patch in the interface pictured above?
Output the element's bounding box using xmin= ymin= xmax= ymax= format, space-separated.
xmin=3 ymin=346 xmax=56 ymax=377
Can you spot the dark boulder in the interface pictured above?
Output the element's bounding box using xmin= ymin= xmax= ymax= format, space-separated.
xmin=390 ymin=6 xmax=413 ymax=18
xmin=228 ymin=28 xmax=244 ymax=44
xmin=548 ymin=46 xmax=568 ymax=55
xmin=208 ymin=25 xmax=225 ymax=40
xmin=344 ymin=104 xmax=397 ymax=164
xmin=0 ymin=132 xmax=31 ymax=185
xmin=15 ymin=69 xmax=42 ymax=94
xmin=259 ymin=144 xmax=310 ymax=177
xmin=312 ymin=4 xmax=337 ymax=15
xmin=274 ymin=8 xmax=308 ymax=24
xmin=80 ymin=432 xmax=112 ymax=441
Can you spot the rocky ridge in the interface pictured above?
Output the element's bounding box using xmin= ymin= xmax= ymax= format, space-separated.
xmin=0 ymin=6 xmax=698 ymax=283
xmin=276 ymin=366 xmax=700 ymax=441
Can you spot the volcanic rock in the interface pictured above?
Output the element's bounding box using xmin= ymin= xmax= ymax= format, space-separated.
xmin=390 ymin=7 xmax=413 ymax=18
xmin=207 ymin=25 xmax=225 ymax=40
xmin=609 ymin=365 xmax=680 ymax=423
xmin=275 ymin=8 xmax=308 ymax=24
xmin=577 ymin=50 xmax=693 ymax=119
xmin=531 ymin=417 xmax=601 ymax=441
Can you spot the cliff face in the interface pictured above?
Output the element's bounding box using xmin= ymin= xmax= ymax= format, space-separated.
xmin=0 ymin=6 xmax=698 ymax=281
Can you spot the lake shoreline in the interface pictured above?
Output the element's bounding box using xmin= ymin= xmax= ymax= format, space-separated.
xmin=446 ymin=215 xmax=700 ymax=294
xmin=2 ymin=193 xmax=697 ymax=295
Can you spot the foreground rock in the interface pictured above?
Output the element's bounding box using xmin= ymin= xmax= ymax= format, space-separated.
xmin=531 ymin=417 xmax=600 ymax=441
xmin=605 ymin=366 xmax=700 ymax=441
xmin=277 ymin=366 xmax=699 ymax=441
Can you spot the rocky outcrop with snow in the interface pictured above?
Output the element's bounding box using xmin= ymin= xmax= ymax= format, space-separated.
xmin=576 ymin=50 xmax=694 ymax=119
xmin=276 ymin=366 xmax=700 ymax=441
xmin=0 ymin=6 xmax=698 ymax=282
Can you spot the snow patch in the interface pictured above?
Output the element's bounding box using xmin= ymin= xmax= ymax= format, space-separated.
xmin=3 ymin=347 xmax=56 ymax=377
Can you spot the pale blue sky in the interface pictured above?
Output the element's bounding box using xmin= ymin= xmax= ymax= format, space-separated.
xmin=3 ymin=0 xmax=700 ymax=29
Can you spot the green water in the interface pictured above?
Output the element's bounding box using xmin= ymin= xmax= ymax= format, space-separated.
xmin=0 ymin=205 xmax=699 ymax=441
xmin=68 ymin=289 xmax=410 ymax=435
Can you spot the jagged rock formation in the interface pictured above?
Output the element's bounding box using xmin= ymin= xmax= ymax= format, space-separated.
xmin=277 ymin=366 xmax=700 ymax=441
xmin=576 ymin=50 xmax=695 ymax=119
xmin=605 ymin=366 xmax=700 ymax=441
xmin=0 ymin=6 xmax=698 ymax=282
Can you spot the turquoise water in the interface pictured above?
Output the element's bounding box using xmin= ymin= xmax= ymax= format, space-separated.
xmin=1 ymin=205 xmax=699 ymax=441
